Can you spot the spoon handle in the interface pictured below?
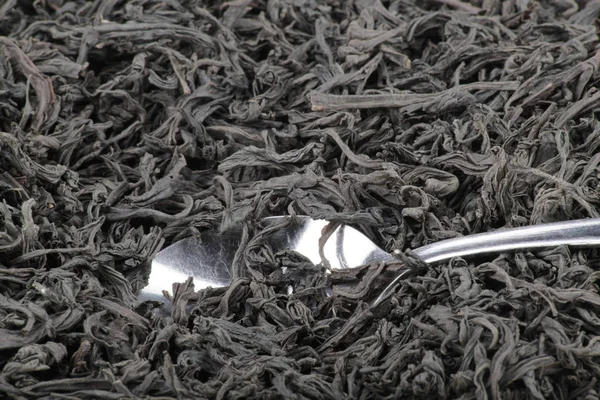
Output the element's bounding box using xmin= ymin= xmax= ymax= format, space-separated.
xmin=373 ymin=218 xmax=600 ymax=306
xmin=414 ymin=218 xmax=600 ymax=263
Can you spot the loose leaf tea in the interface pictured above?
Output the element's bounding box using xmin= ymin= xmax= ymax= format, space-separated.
xmin=2 ymin=0 xmax=600 ymax=399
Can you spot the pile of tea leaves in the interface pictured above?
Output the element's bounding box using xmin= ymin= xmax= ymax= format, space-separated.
xmin=3 ymin=0 xmax=600 ymax=398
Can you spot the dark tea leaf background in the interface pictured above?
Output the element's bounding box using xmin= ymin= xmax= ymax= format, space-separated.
xmin=2 ymin=0 xmax=600 ymax=399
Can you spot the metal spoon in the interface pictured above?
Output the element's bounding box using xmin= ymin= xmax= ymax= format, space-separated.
xmin=138 ymin=216 xmax=600 ymax=308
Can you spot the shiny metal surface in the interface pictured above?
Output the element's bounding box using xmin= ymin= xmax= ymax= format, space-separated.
xmin=137 ymin=226 xmax=237 ymax=304
xmin=137 ymin=216 xmax=394 ymax=304
xmin=373 ymin=218 xmax=600 ymax=305
xmin=138 ymin=216 xmax=600 ymax=308
xmin=412 ymin=218 xmax=600 ymax=263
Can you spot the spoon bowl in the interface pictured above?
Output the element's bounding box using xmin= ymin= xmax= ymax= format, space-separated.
xmin=137 ymin=216 xmax=394 ymax=305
